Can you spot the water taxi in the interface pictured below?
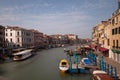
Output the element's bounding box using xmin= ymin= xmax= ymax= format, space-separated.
xmin=59 ymin=59 xmax=69 ymax=72
xmin=91 ymin=70 xmax=114 ymax=80
xmin=13 ymin=49 xmax=33 ymax=61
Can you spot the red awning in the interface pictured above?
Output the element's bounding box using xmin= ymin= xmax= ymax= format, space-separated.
xmin=98 ymin=47 xmax=108 ymax=52
xmin=84 ymin=45 xmax=91 ymax=49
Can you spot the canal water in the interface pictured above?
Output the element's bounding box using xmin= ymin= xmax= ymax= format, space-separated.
xmin=0 ymin=46 xmax=91 ymax=80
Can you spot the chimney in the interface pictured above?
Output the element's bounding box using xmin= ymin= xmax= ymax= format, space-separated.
xmin=118 ymin=0 xmax=120 ymax=9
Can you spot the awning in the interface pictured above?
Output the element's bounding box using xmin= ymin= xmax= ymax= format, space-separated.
xmin=84 ymin=45 xmax=92 ymax=50
xmin=112 ymin=49 xmax=120 ymax=54
xmin=91 ymin=44 xmax=97 ymax=48
xmin=98 ymin=47 xmax=108 ymax=53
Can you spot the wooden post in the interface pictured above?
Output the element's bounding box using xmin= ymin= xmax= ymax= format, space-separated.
xmin=104 ymin=62 xmax=106 ymax=72
xmin=99 ymin=58 xmax=102 ymax=70
xmin=69 ymin=55 xmax=72 ymax=69
xmin=107 ymin=64 xmax=109 ymax=74
xmin=94 ymin=55 xmax=97 ymax=65
xmin=109 ymin=65 xmax=113 ymax=77
xmin=113 ymin=67 xmax=117 ymax=80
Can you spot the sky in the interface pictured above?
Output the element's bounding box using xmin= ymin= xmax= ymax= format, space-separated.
xmin=0 ymin=0 xmax=118 ymax=38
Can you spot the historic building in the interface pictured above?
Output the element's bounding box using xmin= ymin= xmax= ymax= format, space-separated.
xmin=29 ymin=29 xmax=44 ymax=48
xmin=92 ymin=21 xmax=107 ymax=47
xmin=0 ymin=25 xmax=5 ymax=60
xmin=67 ymin=34 xmax=79 ymax=44
xmin=92 ymin=26 xmax=99 ymax=44
xmin=92 ymin=0 xmax=120 ymax=63
xmin=108 ymin=0 xmax=120 ymax=62
xmin=0 ymin=25 xmax=5 ymax=48
xmin=5 ymin=26 xmax=34 ymax=48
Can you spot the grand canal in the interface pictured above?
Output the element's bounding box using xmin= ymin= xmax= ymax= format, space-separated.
xmin=0 ymin=46 xmax=91 ymax=80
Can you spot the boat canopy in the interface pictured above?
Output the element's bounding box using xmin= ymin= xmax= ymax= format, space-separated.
xmin=13 ymin=49 xmax=32 ymax=56
xmin=93 ymin=70 xmax=107 ymax=74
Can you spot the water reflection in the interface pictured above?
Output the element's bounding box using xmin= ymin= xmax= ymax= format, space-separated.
xmin=59 ymin=70 xmax=92 ymax=80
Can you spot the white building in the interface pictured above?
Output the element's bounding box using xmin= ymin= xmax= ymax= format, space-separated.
xmin=5 ymin=26 xmax=34 ymax=48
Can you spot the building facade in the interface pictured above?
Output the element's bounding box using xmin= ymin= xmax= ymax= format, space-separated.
xmin=0 ymin=25 xmax=5 ymax=48
xmin=92 ymin=0 xmax=120 ymax=63
xmin=5 ymin=26 xmax=34 ymax=48
xmin=0 ymin=25 xmax=5 ymax=60
xmin=29 ymin=29 xmax=44 ymax=48
xmin=92 ymin=21 xmax=107 ymax=47
xmin=67 ymin=34 xmax=78 ymax=44
xmin=109 ymin=6 xmax=120 ymax=63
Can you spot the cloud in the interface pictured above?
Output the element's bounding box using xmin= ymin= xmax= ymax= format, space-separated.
xmin=0 ymin=9 xmax=93 ymax=35
xmin=0 ymin=0 xmax=117 ymax=38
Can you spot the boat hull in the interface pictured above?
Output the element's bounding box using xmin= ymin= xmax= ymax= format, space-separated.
xmin=81 ymin=58 xmax=92 ymax=65
xmin=59 ymin=59 xmax=69 ymax=72
xmin=92 ymin=70 xmax=114 ymax=80
xmin=13 ymin=49 xmax=33 ymax=61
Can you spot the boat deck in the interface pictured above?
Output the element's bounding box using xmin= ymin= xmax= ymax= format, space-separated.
xmin=71 ymin=63 xmax=99 ymax=69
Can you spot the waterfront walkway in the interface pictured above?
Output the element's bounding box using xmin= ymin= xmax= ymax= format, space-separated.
xmin=95 ymin=50 xmax=120 ymax=79
xmin=104 ymin=57 xmax=120 ymax=79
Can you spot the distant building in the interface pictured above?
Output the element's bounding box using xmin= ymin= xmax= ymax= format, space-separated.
xmin=48 ymin=34 xmax=78 ymax=47
xmin=5 ymin=26 xmax=34 ymax=48
xmin=42 ymin=34 xmax=49 ymax=48
xmin=29 ymin=29 xmax=44 ymax=48
xmin=92 ymin=21 xmax=107 ymax=47
xmin=0 ymin=25 xmax=5 ymax=60
xmin=79 ymin=38 xmax=92 ymax=44
xmin=0 ymin=25 xmax=5 ymax=48
xmin=67 ymin=34 xmax=78 ymax=44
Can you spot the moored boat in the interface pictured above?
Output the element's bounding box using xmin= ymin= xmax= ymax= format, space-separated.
xmin=81 ymin=58 xmax=92 ymax=65
xmin=59 ymin=59 xmax=69 ymax=72
xmin=12 ymin=49 xmax=33 ymax=61
xmin=91 ymin=70 xmax=114 ymax=80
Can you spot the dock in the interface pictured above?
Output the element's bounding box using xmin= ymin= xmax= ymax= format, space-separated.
xmin=64 ymin=47 xmax=120 ymax=79
xmin=67 ymin=63 xmax=99 ymax=74
xmin=71 ymin=63 xmax=99 ymax=69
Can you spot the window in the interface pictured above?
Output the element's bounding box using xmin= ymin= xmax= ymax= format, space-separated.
xmin=116 ymin=40 xmax=118 ymax=48
xmin=113 ymin=40 xmax=115 ymax=48
xmin=6 ymin=33 xmax=8 ymax=36
xmin=115 ymin=28 xmax=117 ymax=34
xmin=119 ymin=27 xmax=120 ymax=34
xmin=6 ymin=39 xmax=8 ymax=42
xmin=99 ymin=33 xmax=101 ymax=37
xmin=112 ymin=29 xmax=114 ymax=35
xmin=17 ymin=32 xmax=19 ymax=36
xmin=17 ymin=38 xmax=19 ymax=42
xmin=10 ymin=38 xmax=12 ymax=42
xmin=112 ymin=19 xmax=114 ymax=26
xmin=10 ymin=33 xmax=12 ymax=36
xmin=103 ymin=40 xmax=104 ymax=45
xmin=107 ymin=39 xmax=109 ymax=46
xmin=115 ymin=17 xmax=118 ymax=24
xmin=116 ymin=28 xmax=118 ymax=34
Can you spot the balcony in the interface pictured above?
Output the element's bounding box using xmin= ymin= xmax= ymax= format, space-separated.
xmin=112 ymin=46 xmax=120 ymax=50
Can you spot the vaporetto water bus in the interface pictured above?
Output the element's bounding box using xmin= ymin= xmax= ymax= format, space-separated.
xmin=12 ymin=49 xmax=33 ymax=61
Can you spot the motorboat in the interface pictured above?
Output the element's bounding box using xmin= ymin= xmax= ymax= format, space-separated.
xmin=81 ymin=58 xmax=92 ymax=65
xmin=91 ymin=70 xmax=114 ymax=80
xmin=13 ymin=49 xmax=33 ymax=61
xmin=59 ymin=59 xmax=69 ymax=72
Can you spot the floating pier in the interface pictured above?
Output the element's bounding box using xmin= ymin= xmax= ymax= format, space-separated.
xmin=67 ymin=51 xmax=98 ymax=74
